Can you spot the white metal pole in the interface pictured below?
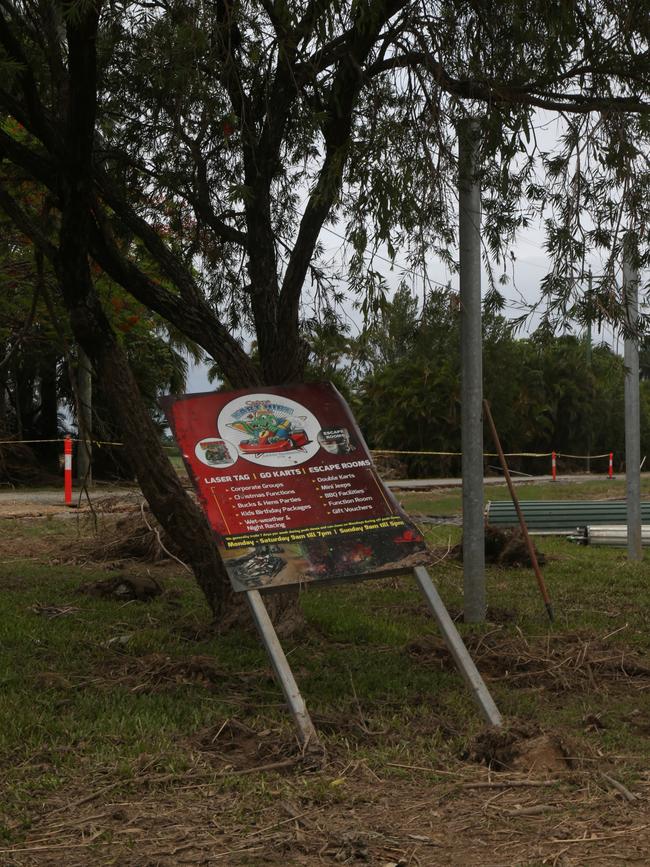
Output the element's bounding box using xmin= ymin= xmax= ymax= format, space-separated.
xmin=413 ymin=567 xmax=502 ymax=726
xmin=246 ymin=589 xmax=319 ymax=747
xmin=623 ymin=248 xmax=642 ymax=561
xmin=458 ymin=118 xmax=485 ymax=622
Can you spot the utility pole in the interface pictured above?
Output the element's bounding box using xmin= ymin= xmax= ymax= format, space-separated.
xmin=586 ymin=268 xmax=592 ymax=474
xmin=77 ymin=346 xmax=92 ymax=486
xmin=623 ymin=243 xmax=642 ymax=561
xmin=586 ymin=269 xmax=593 ymax=366
xmin=458 ymin=118 xmax=485 ymax=623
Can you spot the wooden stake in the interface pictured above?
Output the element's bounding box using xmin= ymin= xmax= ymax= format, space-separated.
xmin=482 ymin=400 xmax=554 ymax=622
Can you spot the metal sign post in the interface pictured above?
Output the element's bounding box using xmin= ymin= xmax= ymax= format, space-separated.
xmin=623 ymin=247 xmax=642 ymax=561
xmin=413 ymin=567 xmax=502 ymax=727
xmin=246 ymin=588 xmax=319 ymax=748
xmin=458 ymin=117 xmax=486 ymax=624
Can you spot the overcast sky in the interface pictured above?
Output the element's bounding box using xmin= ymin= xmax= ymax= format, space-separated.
xmin=186 ymin=112 xmax=644 ymax=393
xmin=186 ymin=220 xmax=627 ymax=394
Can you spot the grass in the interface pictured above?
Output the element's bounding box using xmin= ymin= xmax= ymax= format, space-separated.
xmin=396 ymin=473 xmax=650 ymax=516
xmin=2 ymin=490 xmax=650 ymax=858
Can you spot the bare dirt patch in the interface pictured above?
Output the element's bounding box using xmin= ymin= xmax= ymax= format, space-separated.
xmin=191 ymin=719 xmax=317 ymax=774
xmin=5 ymin=745 xmax=650 ymax=866
xmin=0 ymin=503 xmax=66 ymax=519
xmin=0 ymin=488 xmax=140 ymax=519
xmin=468 ymin=724 xmax=571 ymax=774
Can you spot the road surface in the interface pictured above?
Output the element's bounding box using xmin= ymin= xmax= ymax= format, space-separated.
xmin=0 ymin=472 xmax=630 ymax=517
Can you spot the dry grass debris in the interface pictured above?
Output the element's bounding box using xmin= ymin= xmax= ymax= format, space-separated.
xmin=68 ymin=510 xmax=180 ymax=567
xmin=406 ymin=630 xmax=650 ymax=695
xmin=5 ymin=744 xmax=650 ymax=866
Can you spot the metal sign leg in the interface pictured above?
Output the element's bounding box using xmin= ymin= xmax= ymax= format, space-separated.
xmin=413 ymin=567 xmax=503 ymax=727
xmin=246 ymin=589 xmax=319 ymax=748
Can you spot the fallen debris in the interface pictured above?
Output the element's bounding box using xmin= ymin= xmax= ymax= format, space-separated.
xmin=454 ymin=526 xmax=547 ymax=568
xmin=600 ymin=771 xmax=642 ymax=802
xmin=69 ymin=510 xmax=183 ymax=567
xmin=462 ymin=779 xmax=559 ymax=789
xmin=468 ymin=724 xmax=569 ymax=774
xmin=30 ymin=603 xmax=80 ymax=618
xmin=405 ymin=630 xmax=650 ymax=695
xmin=77 ymin=574 xmax=163 ymax=602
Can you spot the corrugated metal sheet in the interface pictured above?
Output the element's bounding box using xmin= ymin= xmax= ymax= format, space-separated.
xmin=486 ymin=500 xmax=650 ymax=531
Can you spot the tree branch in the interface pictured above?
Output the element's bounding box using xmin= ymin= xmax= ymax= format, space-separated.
xmin=0 ymin=179 xmax=58 ymax=265
xmin=0 ymin=127 xmax=59 ymax=192
xmin=0 ymin=9 xmax=63 ymax=152
xmin=94 ymin=139 xmax=248 ymax=247
xmin=94 ymin=168 xmax=205 ymax=305
xmin=278 ymin=0 xmax=407 ymax=338
xmin=87 ymin=207 xmax=261 ymax=386
xmin=367 ymin=51 xmax=650 ymax=114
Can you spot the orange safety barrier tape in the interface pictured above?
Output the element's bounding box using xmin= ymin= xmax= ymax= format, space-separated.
xmin=0 ymin=438 xmax=124 ymax=446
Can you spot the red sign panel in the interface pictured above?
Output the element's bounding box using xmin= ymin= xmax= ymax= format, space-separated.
xmin=162 ymin=383 xmax=427 ymax=591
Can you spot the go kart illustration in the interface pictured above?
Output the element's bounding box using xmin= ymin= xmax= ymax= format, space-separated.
xmin=227 ymin=404 xmax=310 ymax=456
xmin=238 ymin=428 xmax=309 ymax=454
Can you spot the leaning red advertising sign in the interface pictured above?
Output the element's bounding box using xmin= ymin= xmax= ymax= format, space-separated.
xmin=162 ymin=383 xmax=427 ymax=592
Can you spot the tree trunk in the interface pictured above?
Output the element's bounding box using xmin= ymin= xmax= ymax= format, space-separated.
xmin=60 ymin=284 xmax=302 ymax=631
xmin=52 ymin=0 xmax=234 ymax=620
xmin=38 ymin=351 xmax=60 ymax=472
xmin=104 ymin=351 xmax=235 ymax=614
xmin=76 ymin=344 xmax=92 ymax=484
xmin=97 ymin=341 xmax=302 ymax=632
xmin=19 ymin=0 xmax=303 ymax=633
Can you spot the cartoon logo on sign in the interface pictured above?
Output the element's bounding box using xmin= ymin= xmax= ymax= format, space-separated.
xmin=217 ymin=394 xmax=321 ymax=467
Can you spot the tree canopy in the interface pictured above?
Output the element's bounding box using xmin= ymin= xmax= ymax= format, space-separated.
xmin=351 ymin=288 xmax=640 ymax=477
xmin=0 ymin=1 xmax=648 ymax=382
